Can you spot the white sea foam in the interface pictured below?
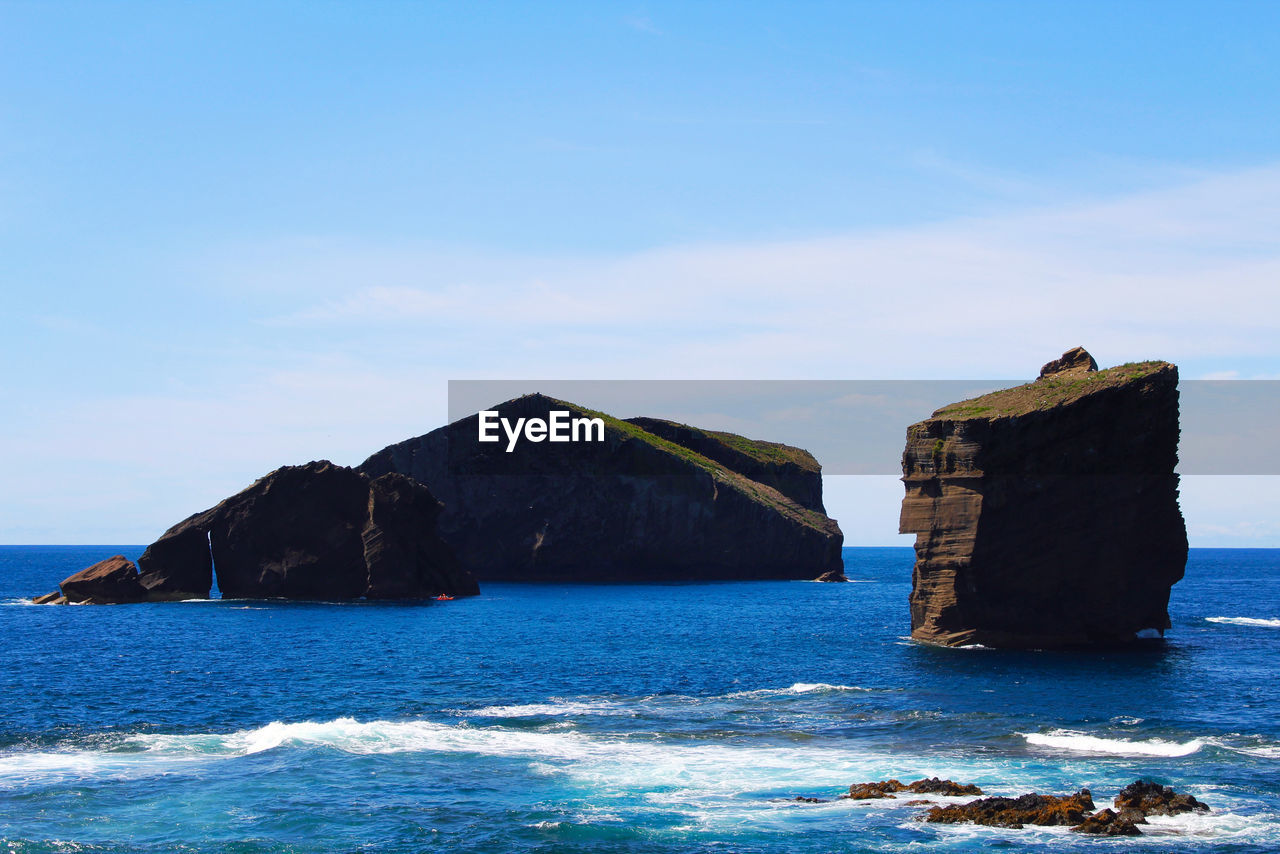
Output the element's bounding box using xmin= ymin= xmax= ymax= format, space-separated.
xmin=8 ymin=716 xmax=1277 ymax=842
xmin=1212 ymin=739 xmax=1280 ymax=759
xmin=1021 ymin=729 xmax=1203 ymax=757
xmin=1207 ymin=616 xmax=1280 ymax=628
xmin=465 ymin=684 xmax=867 ymax=719
xmin=0 ymin=715 xmax=946 ymax=799
xmin=727 ymin=682 xmax=869 ymax=698
xmin=465 ymin=699 xmax=631 ymax=718
xmin=782 ymin=682 xmax=868 ymax=694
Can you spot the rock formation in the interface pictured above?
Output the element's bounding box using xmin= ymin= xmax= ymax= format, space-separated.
xmin=42 ymin=462 xmax=475 ymax=603
xmin=919 ymin=779 xmax=1207 ymax=837
xmin=1113 ymin=779 xmax=1209 ymax=817
xmin=359 ymin=394 xmax=844 ymax=582
xmin=56 ymin=555 xmax=149 ymax=604
xmin=900 ymin=349 xmax=1188 ymax=647
xmin=925 ymin=789 xmax=1097 ymax=829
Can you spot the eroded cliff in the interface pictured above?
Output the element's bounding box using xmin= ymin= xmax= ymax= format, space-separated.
xmin=899 ymin=349 xmax=1187 ymax=647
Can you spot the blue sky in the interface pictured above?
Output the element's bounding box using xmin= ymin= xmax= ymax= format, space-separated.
xmin=3 ymin=2 xmax=1280 ymax=544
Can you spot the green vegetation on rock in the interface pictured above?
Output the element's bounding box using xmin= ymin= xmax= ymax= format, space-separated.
xmin=931 ymin=361 xmax=1171 ymax=421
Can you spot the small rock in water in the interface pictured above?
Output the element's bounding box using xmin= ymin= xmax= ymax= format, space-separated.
xmin=845 ymin=778 xmax=983 ymax=800
xmin=846 ymin=780 xmax=906 ymax=799
xmin=1114 ymin=779 xmax=1209 ymax=817
xmin=906 ymin=777 xmax=984 ymax=796
xmin=925 ymin=789 xmax=1095 ymax=828
xmin=1072 ymin=808 xmax=1143 ymax=836
xmin=59 ymin=555 xmax=148 ymax=604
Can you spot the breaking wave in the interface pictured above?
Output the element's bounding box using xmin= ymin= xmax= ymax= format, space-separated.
xmin=1207 ymin=616 xmax=1280 ymax=628
xmin=1021 ymin=729 xmax=1204 ymax=757
xmin=0 ymin=715 xmax=911 ymax=794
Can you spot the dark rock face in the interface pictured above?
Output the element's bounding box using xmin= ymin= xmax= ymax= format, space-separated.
xmin=359 ymin=394 xmax=844 ymax=582
xmin=624 ymin=417 xmax=827 ymax=512
xmin=1114 ymin=780 xmax=1209 ymax=817
xmin=900 ymin=350 xmax=1188 ymax=647
xmin=363 ymin=473 xmax=479 ymax=599
xmin=207 ymin=462 xmax=372 ymax=599
xmin=925 ymin=789 xmax=1095 ymax=829
xmin=76 ymin=461 xmax=475 ymax=603
xmin=136 ymin=514 xmax=214 ymax=600
xmin=814 ymin=570 xmax=847 ymax=583
xmin=59 ymin=555 xmax=148 ymax=604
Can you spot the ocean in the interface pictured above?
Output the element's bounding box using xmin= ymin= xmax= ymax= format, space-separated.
xmin=1 ymin=546 xmax=1277 ymax=852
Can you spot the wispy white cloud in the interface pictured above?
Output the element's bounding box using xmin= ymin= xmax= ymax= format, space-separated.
xmin=246 ymin=161 xmax=1280 ymax=380
xmin=623 ymin=13 xmax=662 ymax=35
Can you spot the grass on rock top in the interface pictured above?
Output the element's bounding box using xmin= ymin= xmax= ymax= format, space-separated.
xmin=931 ymin=361 xmax=1171 ymax=421
xmin=523 ymin=395 xmax=837 ymax=534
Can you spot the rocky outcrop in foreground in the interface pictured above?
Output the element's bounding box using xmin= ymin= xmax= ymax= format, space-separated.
xmin=37 ymin=462 xmax=475 ymax=603
xmin=925 ymin=789 xmax=1097 ymax=829
xmin=806 ymin=777 xmax=1208 ymax=837
xmin=900 ymin=348 xmax=1188 ymax=647
xmin=360 ymin=394 xmax=844 ymax=581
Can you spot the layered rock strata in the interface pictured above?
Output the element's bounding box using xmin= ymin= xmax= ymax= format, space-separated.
xmin=360 ymin=393 xmax=844 ymax=582
xmin=900 ymin=349 xmax=1188 ymax=647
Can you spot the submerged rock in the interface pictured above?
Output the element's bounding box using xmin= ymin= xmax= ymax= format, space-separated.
xmin=925 ymin=789 xmax=1095 ymax=829
xmin=58 ymin=555 xmax=148 ymax=604
xmin=900 ymin=349 xmax=1188 ymax=647
xmin=814 ymin=570 xmax=847 ymax=582
xmin=32 ymin=591 xmax=62 ymax=605
xmin=360 ymin=394 xmax=843 ymax=582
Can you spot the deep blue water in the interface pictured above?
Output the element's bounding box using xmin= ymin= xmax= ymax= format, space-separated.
xmin=2 ymin=547 xmax=1278 ymax=852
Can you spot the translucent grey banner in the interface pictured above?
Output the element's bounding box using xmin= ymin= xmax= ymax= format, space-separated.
xmin=448 ymin=380 xmax=1280 ymax=475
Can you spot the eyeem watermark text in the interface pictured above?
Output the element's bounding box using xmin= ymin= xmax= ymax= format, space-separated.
xmin=478 ymin=410 xmax=606 ymax=452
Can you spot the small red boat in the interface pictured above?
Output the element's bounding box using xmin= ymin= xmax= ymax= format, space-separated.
xmin=434 ymin=594 xmax=454 ymax=601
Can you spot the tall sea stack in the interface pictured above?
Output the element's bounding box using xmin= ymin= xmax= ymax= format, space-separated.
xmin=899 ymin=348 xmax=1188 ymax=648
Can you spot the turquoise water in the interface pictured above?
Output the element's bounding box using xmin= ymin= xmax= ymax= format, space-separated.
xmin=2 ymin=546 xmax=1278 ymax=852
